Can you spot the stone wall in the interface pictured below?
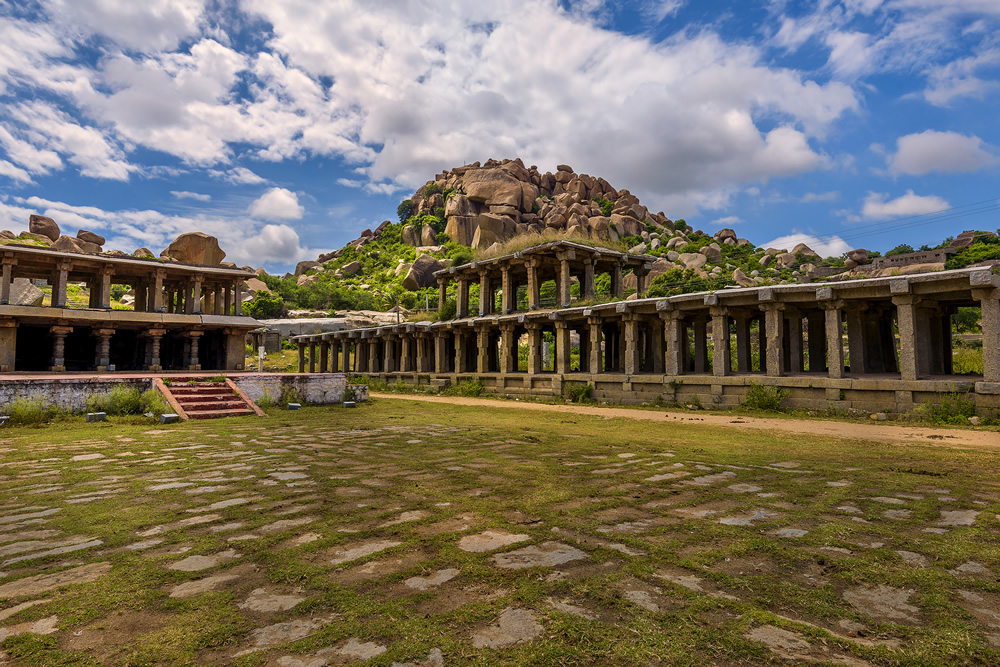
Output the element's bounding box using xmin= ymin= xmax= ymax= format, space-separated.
xmin=0 ymin=378 xmax=152 ymax=412
xmin=233 ymin=373 xmax=367 ymax=405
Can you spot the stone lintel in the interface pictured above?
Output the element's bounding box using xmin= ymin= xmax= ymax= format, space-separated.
xmin=703 ymin=294 xmax=718 ymax=306
xmin=615 ymin=302 xmax=628 ymax=313
xmin=583 ymin=308 xmax=593 ymax=317
xmin=758 ymin=287 xmax=775 ymax=302
xmin=816 ymin=287 xmax=834 ymax=300
xmin=656 ymin=299 xmax=672 ymax=311
xmin=889 ymin=277 xmax=910 ymax=294
xmin=970 ymin=268 xmax=996 ymax=287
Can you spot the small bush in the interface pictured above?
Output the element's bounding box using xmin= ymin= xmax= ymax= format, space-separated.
xmin=86 ymin=385 xmax=169 ymax=416
xmin=424 ymin=183 xmax=441 ymax=197
xmin=368 ymin=377 xmax=390 ymax=392
xmin=918 ymin=391 xmax=977 ymax=425
xmin=396 ymin=199 xmax=414 ymax=223
xmin=256 ymin=391 xmax=275 ymax=409
xmin=742 ymin=383 xmax=788 ymax=411
xmin=442 ymin=377 xmax=484 ymax=397
xmin=565 ymin=382 xmax=592 ymax=403
xmin=278 ymin=384 xmax=304 ymax=407
xmin=4 ymin=396 xmax=62 ymax=425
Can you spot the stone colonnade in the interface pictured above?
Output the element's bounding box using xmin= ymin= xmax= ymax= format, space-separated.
xmin=294 ymin=268 xmax=1000 ymax=412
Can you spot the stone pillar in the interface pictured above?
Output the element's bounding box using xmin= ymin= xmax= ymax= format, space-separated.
xmin=763 ymin=305 xmax=785 ymax=377
xmin=624 ymin=316 xmax=639 ymax=375
xmin=807 ymin=311 xmax=827 ymax=373
xmin=527 ymin=261 xmax=540 ymax=310
xmin=663 ymin=313 xmax=682 ymax=376
xmin=357 ymin=339 xmax=369 ymax=373
xmin=0 ymin=258 xmax=14 ymax=305
xmin=95 ymin=328 xmax=114 ymax=371
xmin=147 ymin=328 xmax=165 ymax=371
xmin=823 ymin=305 xmax=844 ymax=379
xmin=438 ymin=279 xmax=448 ymax=312
xmin=636 ymin=269 xmax=649 ymax=298
xmin=319 ymin=340 xmax=330 ymax=373
xmin=589 ymin=318 xmax=602 ymax=372
xmin=214 ymin=285 xmax=224 ymax=315
xmin=975 ymin=288 xmax=1000 ymax=382
xmin=501 ymin=267 xmax=515 ymax=313
xmin=583 ymin=259 xmax=595 ymax=301
xmin=476 ymin=328 xmax=489 ymax=373
xmin=709 ymin=309 xmax=728 ymax=377
xmin=844 ymin=307 xmax=866 ymax=374
xmin=51 ymin=261 xmax=71 ymax=308
xmin=100 ymin=266 xmax=115 ymax=309
xmin=306 ymin=340 xmax=316 ymax=373
xmin=734 ymin=315 xmax=752 ymax=373
xmin=402 ymin=335 xmax=413 ymax=372
xmin=191 ymin=275 xmax=203 ymax=314
xmin=785 ymin=313 xmax=803 ymax=373
xmin=234 ymin=281 xmax=243 ymax=316
xmin=50 ymin=325 xmax=72 ymax=371
xmin=224 ymin=285 xmax=233 ymax=316
xmin=648 ymin=321 xmax=664 ymax=373
xmin=454 ymin=331 xmax=468 ymax=373
xmin=187 ymin=331 xmax=203 ymax=371
xmin=343 ymin=340 xmax=353 ymax=373
xmin=383 ymin=336 xmax=395 ymax=374
xmin=558 ymin=257 xmax=571 ymax=307
xmin=756 ymin=315 xmax=767 ymax=374
xmin=893 ymin=295 xmax=919 ymax=380
xmin=555 ymin=321 xmax=572 ymax=374
xmin=612 ymin=262 xmax=624 ymax=299
xmin=456 ymin=279 xmax=469 ymax=318
xmin=479 ymin=271 xmax=492 ymax=316
xmin=297 ymin=342 xmax=306 ymax=372
xmin=527 ymin=324 xmax=542 ymax=375
xmin=692 ymin=318 xmax=708 ymax=374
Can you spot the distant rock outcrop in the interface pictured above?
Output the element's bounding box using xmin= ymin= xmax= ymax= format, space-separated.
xmin=160 ymin=232 xmax=226 ymax=265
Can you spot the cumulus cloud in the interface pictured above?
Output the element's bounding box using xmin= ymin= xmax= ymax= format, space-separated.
xmin=248 ymin=187 xmax=304 ymax=221
xmin=0 ymin=195 xmax=318 ymax=269
xmin=762 ymin=232 xmax=850 ymax=258
xmin=210 ymin=166 xmax=268 ymax=185
xmin=711 ymin=215 xmax=743 ymax=226
xmin=42 ymin=0 xmax=206 ymax=51
xmin=860 ymin=190 xmax=950 ymax=220
xmin=889 ymin=130 xmax=997 ymax=175
xmin=170 ymin=190 xmax=211 ymax=201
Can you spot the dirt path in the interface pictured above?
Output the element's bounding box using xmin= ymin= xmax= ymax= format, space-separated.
xmin=371 ymin=393 xmax=1000 ymax=450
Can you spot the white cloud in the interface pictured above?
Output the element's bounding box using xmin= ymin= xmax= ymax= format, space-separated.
xmin=711 ymin=215 xmax=743 ymax=226
xmin=42 ymin=0 xmax=206 ymax=51
xmin=238 ymin=224 xmax=307 ymax=264
xmin=170 ymin=190 xmax=211 ymax=201
xmin=921 ymin=48 xmax=1000 ymax=106
xmin=0 ymin=160 xmax=32 ymax=183
xmin=860 ymin=189 xmax=950 ymax=220
xmin=762 ymin=232 xmax=851 ymax=258
xmin=889 ymin=130 xmax=997 ymax=175
xmin=210 ymin=166 xmax=267 ymax=185
xmin=248 ymin=187 xmax=304 ymax=221
xmin=801 ymin=191 xmax=840 ymax=203
xmin=0 ymin=195 xmax=318 ymax=270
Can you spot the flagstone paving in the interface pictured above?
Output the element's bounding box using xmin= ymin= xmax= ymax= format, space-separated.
xmin=0 ymin=399 xmax=999 ymax=664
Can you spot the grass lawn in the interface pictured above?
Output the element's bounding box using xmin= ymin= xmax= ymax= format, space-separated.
xmin=1 ymin=398 xmax=999 ymax=665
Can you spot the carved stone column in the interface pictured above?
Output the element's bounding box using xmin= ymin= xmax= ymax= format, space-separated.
xmin=51 ymin=261 xmax=71 ymax=308
xmin=500 ymin=324 xmax=516 ymax=373
xmin=583 ymin=259 xmax=595 ymax=301
xmin=501 ymin=266 xmax=515 ymax=313
xmin=147 ymin=328 xmax=165 ymax=372
xmin=100 ymin=266 xmax=115 ymax=309
xmin=526 ymin=323 xmax=542 ymax=375
xmin=555 ymin=321 xmax=572 ymax=374
xmin=438 ymin=278 xmax=448 ymax=312
xmin=479 ymin=271 xmax=492 ymax=316
xmin=456 ymin=279 xmax=469 ymax=318
xmin=50 ymin=325 xmax=73 ymax=371
xmin=319 ymin=340 xmax=329 ymax=373
xmin=623 ymin=316 xmax=639 ymax=375
xmin=974 ymin=287 xmax=1000 ymax=382
xmin=763 ymin=304 xmax=785 ymax=377
xmin=711 ymin=307 xmax=729 ymax=377
xmin=557 ymin=256 xmax=571 ymax=307
xmin=297 ymin=341 xmax=306 ymax=372
xmin=187 ymin=331 xmax=204 ymax=371
xmin=0 ymin=257 xmax=15 ymax=305
xmin=588 ymin=317 xmax=602 ymax=373
xmin=95 ymin=328 xmax=114 ymax=371
xmin=527 ymin=260 xmax=541 ymax=310
xmin=822 ymin=303 xmax=844 ymax=379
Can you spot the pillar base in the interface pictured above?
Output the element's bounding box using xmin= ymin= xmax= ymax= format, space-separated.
xmin=148 ymin=364 xmax=163 ymax=372
xmin=50 ymin=365 xmax=65 ymax=371
xmin=188 ymin=364 xmax=201 ymax=371
xmin=96 ymin=365 xmax=108 ymax=372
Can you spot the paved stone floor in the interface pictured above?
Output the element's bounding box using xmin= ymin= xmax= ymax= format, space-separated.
xmin=0 ymin=402 xmax=999 ymax=664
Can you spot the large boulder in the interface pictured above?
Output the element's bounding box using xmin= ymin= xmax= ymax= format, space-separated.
xmin=132 ymin=247 xmax=155 ymax=258
xmin=402 ymin=253 xmax=444 ymax=290
xmin=420 ymin=224 xmax=437 ymax=246
xmin=472 ymin=225 xmax=501 ymax=251
xmin=445 ymin=193 xmax=478 ymax=218
xmin=445 ymin=215 xmax=476 ymax=246
xmin=246 ymin=277 xmax=272 ymax=294
xmin=461 ymin=168 xmax=523 ymax=208
xmin=703 ymin=244 xmax=722 ymax=264
xmin=792 ymin=242 xmax=820 ymax=259
xmin=610 ymin=214 xmax=643 ymax=238
xmin=0 ymin=229 xmax=14 ymax=240
xmin=678 ymin=253 xmax=707 ymax=269
xmin=161 ymin=232 xmax=226 ymax=265
xmin=341 ymin=260 xmax=362 ymax=276
xmin=401 ymin=225 xmax=420 ymax=246
xmin=732 ymin=268 xmax=754 ymax=287
xmin=714 ymin=228 xmax=737 ymax=243
xmin=29 ymin=214 xmax=59 ymax=242
xmin=294 ymin=260 xmax=321 ymax=276
xmin=10 ymin=278 xmax=43 ymax=306
xmin=776 ymin=252 xmax=796 ymax=269
xmin=476 ymin=213 xmax=515 ymax=241
xmin=52 ymin=235 xmax=99 ymax=254
xmin=76 ymin=229 xmax=105 ymax=245
xmin=846 ymin=248 xmax=869 ymax=264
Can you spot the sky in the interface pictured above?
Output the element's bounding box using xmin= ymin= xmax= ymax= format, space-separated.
xmin=0 ymin=0 xmax=998 ymax=273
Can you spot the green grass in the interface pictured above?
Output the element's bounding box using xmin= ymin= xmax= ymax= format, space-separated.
xmin=2 ymin=400 xmax=1000 ymax=664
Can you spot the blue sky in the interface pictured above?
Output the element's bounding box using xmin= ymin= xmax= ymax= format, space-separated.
xmin=1 ymin=0 xmax=998 ymax=273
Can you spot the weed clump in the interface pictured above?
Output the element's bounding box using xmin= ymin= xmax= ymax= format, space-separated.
xmin=742 ymin=383 xmax=788 ymax=411
xmin=3 ymin=396 xmax=63 ymax=425
xmin=442 ymin=377 xmax=484 ymax=397
xmin=85 ymin=386 xmax=169 ymax=416
xmin=565 ymin=382 xmax=592 ymax=403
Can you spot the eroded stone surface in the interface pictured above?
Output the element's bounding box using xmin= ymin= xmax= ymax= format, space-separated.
xmin=244 ymin=615 xmax=336 ymax=650
xmin=492 ymin=541 xmax=588 ymax=569
xmin=0 ymin=561 xmax=110 ymax=597
xmin=168 ymin=549 xmax=240 ymax=572
xmin=404 ymin=568 xmax=460 ymax=591
xmin=329 ymin=540 xmax=402 ymax=565
xmin=169 ymin=574 xmax=240 ymax=598
xmin=843 ymin=585 xmax=921 ymax=623
xmin=938 ymin=510 xmax=979 ymax=526
xmin=471 ymin=608 xmax=543 ymax=648
xmin=719 ymin=510 xmax=778 ymax=526
xmin=457 ymin=530 xmax=530 ymax=553
xmin=239 ymin=587 xmax=307 ymax=612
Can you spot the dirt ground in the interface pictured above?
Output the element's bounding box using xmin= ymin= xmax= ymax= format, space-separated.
xmin=373 ymin=393 xmax=1000 ymax=449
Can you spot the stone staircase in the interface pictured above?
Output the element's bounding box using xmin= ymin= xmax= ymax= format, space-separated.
xmin=154 ymin=377 xmax=265 ymax=420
